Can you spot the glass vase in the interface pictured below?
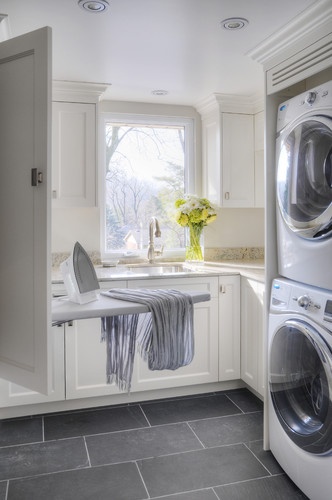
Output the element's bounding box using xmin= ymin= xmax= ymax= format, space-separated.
xmin=185 ymin=223 xmax=204 ymax=263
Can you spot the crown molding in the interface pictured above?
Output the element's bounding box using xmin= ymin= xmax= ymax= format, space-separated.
xmin=247 ymin=0 xmax=332 ymax=70
xmin=196 ymin=92 xmax=264 ymax=116
xmin=53 ymin=80 xmax=109 ymax=103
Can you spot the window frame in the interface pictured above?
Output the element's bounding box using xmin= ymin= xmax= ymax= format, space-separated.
xmin=99 ymin=111 xmax=197 ymax=260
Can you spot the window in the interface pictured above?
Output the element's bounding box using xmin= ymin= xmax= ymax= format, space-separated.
xmin=100 ymin=113 xmax=195 ymax=258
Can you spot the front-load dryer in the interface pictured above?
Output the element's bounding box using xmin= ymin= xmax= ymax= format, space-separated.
xmin=276 ymin=80 xmax=332 ymax=290
xmin=269 ymin=278 xmax=332 ymax=500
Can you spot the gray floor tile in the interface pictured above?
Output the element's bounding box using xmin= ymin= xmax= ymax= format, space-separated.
xmin=214 ymin=474 xmax=309 ymax=499
xmin=247 ymin=440 xmax=284 ymax=475
xmin=150 ymin=489 xmax=218 ymax=500
xmin=0 ymin=482 xmax=7 ymax=500
xmin=87 ymin=422 xmax=202 ymax=466
xmin=190 ymin=412 xmax=263 ymax=447
xmin=0 ymin=417 xmax=42 ymax=447
xmin=8 ymin=462 xmax=147 ymax=500
xmin=138 ymin=443 xmax=269 ymax=498
xmin=141 ymin=394 xmax=241 ymax=426
xmin=0 ymin=437 xmax=88 ymax=481
xmin=44 ymin=404 xmax=148 ymax=440
xmin=225 ymin=390 xmax=263 ymax=413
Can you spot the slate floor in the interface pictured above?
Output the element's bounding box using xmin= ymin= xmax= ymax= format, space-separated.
xmin=0 ymin=389 xmax=308 ymax=500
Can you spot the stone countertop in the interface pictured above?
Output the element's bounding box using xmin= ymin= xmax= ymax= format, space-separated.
xmin=52 ymin=260 xmax=265 ymax=285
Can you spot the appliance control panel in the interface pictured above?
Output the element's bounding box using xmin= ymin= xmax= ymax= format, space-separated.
xmin=270 ymin=279 xmax=332 ymax=327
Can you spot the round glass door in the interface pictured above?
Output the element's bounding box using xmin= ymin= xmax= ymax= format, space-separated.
xmin=270 ymin=319 xmax=332 ymax=455
xmin=277 ymin=116 xmax=332 ymax=239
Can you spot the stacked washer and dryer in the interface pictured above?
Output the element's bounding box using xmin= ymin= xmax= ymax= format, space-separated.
xmin=269 ymin=80 xmax=332 ymax=500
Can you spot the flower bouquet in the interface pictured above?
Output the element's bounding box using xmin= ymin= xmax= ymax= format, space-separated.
xmin=174 ymin=195 xmax=217 ymax=262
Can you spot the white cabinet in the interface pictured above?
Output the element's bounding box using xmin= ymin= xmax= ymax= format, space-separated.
xmin=0 ymin=27 xmax=53 ymax=394
xmin=65 ymin=317 xmax=122 ymax=399
xmin=222 ymin=113 xmax=255 ymax=207
xmin=240 ymin=277 xmax=265 ymax=397
xmin=52 ymin=81 xmax=107 ymax=208
xmin=64 ymin=276 xmax=219 ymax=398
xmin=0 ymin=326 xmax=65 ymax=409
xmin=129 ymin=277 xmax=219 ymax=391
xmin=218 ymin=275 xmax=240 ymax=381
xmin=198 ymin=95 xmax=263 ymax=208
xmin=52 ymin=101 xmax=96 ymax=207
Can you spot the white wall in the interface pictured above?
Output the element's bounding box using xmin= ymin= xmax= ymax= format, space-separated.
xmin=52 ymin=208 xmax=100 ymax=253
xmin=52 ymin=206 xmax=264 ymax=253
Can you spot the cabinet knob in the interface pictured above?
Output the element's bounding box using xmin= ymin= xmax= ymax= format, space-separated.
xmin=225 ymin=192 xmax=230 ymax=200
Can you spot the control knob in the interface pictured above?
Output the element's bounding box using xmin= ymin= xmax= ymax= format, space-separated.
xmin=294 ymin=294 xmax=321 ymax=310
xmin=305 ymin=91 xmax=317 ymax=105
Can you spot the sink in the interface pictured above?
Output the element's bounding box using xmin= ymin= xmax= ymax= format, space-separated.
xmin=126 ymin=263 xmax=194 ymax=275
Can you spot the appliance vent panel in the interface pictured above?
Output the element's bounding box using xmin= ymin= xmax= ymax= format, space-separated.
xmin=267 ymin=33 xmax=332 ymax=94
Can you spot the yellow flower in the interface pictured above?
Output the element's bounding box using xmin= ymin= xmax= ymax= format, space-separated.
xmin=174 ymin=195 xmax=217 ymax=228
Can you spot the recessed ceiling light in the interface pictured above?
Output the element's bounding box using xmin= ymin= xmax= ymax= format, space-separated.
xmin=78 ymin=0 xmax=109 ymax=13
xmin=151 ymin=89 xmax=168 ymax=96
xmin=220 ymin=17 xmax=249 ymax=30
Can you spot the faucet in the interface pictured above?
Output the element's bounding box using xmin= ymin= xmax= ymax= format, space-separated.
xmin=147 ymin=217 xmax=163 ymax=263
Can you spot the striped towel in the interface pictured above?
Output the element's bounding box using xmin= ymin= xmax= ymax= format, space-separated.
xmin=101 ymin=289 xmax=194 ymax=392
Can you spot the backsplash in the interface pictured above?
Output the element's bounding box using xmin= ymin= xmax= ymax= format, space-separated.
xmin=52 ymin=247 xmax=264 ymax=268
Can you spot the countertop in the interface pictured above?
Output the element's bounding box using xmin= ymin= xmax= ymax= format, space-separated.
xmin=52 ymin=260 xmax=265 ymax=285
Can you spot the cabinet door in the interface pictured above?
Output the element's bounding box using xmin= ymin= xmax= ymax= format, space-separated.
xmin=52 ymin=101 xmax=96 ymax=207
xmin=0 ymin=326 xmax=65 ymax=410
xmin=222 ymin=113 xmax=255 ymax=207
xmin=219 ymin=275 xmax=240 ymax=381
xmin=0 ymin=27 xmax=52 ymax=393
xmin=129 ymin=277 xmax=219 ymax=391
xmin=241 ymin=277 xmax=265 ymax=396
xmin=65 ymin=281 xmax=127 ymax=399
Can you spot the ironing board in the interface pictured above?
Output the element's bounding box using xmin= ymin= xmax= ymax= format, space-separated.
xmin=52 ymin=290 xmax=210 ymax=325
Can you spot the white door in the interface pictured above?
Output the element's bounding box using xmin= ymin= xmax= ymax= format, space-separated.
xmin=0 ymin=27 xmax=52 ymax=393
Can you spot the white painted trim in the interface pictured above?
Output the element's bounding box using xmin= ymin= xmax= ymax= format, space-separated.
xmin=196 ymin=92 xmax=264 ymax=116
xmin=247 ymin=0 xmax=332 ymax=70
xmin=0 ymin=14 xmax=11 ymax=42
xmin=53 ymin=80 xmax=108 ymax=103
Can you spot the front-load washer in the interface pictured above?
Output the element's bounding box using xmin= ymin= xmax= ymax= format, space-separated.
xmin=269 ymin=278 xmax=332 ymax=500
xmin=276 ymin=80 xmax=332 ymax=290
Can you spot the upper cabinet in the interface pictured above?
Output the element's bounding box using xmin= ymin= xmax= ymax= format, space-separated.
xmin=198 ymin=94 xmax=264 ymax=208
xmin=52 ymin=82 xmax=107 ymax=208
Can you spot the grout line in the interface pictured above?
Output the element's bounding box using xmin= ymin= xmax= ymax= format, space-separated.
xmin=134 ymin=461 xmax=150 ymax=499
xmin=83 ymin=437 xmax=92 ymax=467
xmin=138 ymin=404 xmax=152 ymax=427
xmin=41 ymin=416 xmax=45 ymax=442
xmin=243 ymin=441 xmax=273 ymax=475
xmin=186 ymin=421 xmax=206 ymax=449
xmin=4 ymin=480 xmax=9 ymax=500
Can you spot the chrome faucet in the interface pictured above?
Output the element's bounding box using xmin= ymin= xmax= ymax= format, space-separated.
xmin=147 ymin=217 xmax=163 ymax=263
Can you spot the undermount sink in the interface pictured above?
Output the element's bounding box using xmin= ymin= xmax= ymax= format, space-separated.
xmin=126 ymin=263 xmax=194 ymax=275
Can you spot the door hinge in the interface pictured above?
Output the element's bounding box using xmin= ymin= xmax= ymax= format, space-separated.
xmin=31 ymin=168 xmax=43 ymax=187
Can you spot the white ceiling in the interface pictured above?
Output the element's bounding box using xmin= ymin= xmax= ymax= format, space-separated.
xmin=0 ymin=0 xmax=319 ymax=105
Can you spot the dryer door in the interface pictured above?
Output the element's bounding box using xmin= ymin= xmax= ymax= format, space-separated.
xmin=277 ymin=115 xmax=332 ymax=239
xmin=270 ymin=319 xmax=332 ymax=455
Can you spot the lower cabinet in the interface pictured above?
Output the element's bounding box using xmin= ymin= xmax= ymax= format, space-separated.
xmin=0 ymin=272 xmax=261 ymax=413
xmin=240 ymin=277 xmax=265 ymax=397
xmin=219 ymin=275 xmax=241 ymax=381
xmin=0 ymin=325 xmax=65 ymax=407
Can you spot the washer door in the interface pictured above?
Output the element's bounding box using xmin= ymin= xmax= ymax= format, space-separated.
xmin=270 ymin=319 xmax=332 ymax=455
xmin=277 ymin=115 xmax=332 ymax=239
